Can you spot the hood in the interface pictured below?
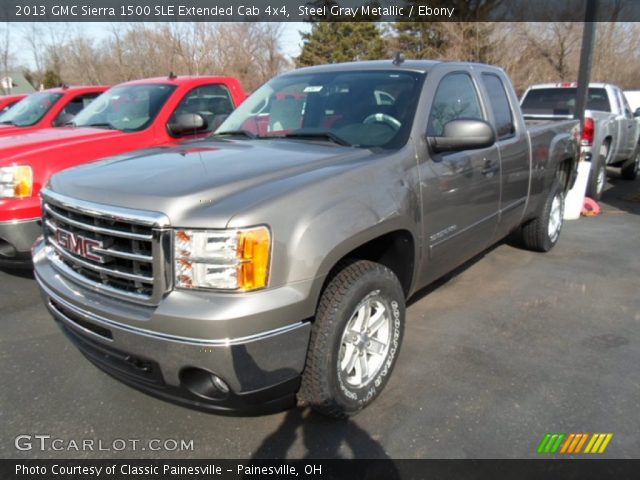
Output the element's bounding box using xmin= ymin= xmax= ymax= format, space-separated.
xmin=0 ymin=124 xmax=44 ymax=136
xmin=49 ymin=138 xmax=372 ymax=225
xmin=0 ymin=127 xmax=133 ymax=162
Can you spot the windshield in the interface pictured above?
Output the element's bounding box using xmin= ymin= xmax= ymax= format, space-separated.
xmin=72 ymin=84 xmax=176 ymax=132
xmin=0 ymin=92 xmax=63 ymax=126
xmin=216 ymin=70 xmax=424 ymax=149
xmin=521 ymin=87 xmax=611 ymax=116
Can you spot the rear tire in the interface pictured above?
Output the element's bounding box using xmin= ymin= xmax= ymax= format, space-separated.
xmin=519 ymin=179 xmax=565 ymax=253
xmin=586 ymin=144 xmax=607 ymax=199
xmin=621 ymin=145 xmax=639 ymax=180
xmin=299 ymin=260 xmax=405 ymax=418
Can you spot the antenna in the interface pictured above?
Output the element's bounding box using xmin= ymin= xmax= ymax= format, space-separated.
xmin=168 ymin=72 xmax=177 ymax=80
xmin=392 ymin=52 xmax=405 ymax=65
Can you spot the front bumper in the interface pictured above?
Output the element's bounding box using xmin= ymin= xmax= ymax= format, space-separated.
xmin=34 ymin=241 xmax=314 ymax=415
xmin=0 ymin=218 xmax=41 ymax=266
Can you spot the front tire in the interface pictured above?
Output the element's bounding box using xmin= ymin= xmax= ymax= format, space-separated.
xmin=299 ymin=260 xmax=405 ymax=418
xmin=519 ymin=179 xmax=565 ymax=252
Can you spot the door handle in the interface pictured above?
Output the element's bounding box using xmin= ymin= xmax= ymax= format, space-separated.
xmin=481 ymin=158 xmax=495 ymax=176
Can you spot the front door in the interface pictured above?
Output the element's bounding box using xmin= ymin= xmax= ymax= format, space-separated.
xmin=417 ymin=70 xmax=501 ymax=285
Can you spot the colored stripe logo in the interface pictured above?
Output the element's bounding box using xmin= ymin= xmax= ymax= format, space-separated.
xmin=537 ymin=433 xmax=613 ymax=454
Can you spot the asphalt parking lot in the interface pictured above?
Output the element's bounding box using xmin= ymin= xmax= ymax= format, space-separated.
xmin=1 ymin=177 xmax=639 ymax=460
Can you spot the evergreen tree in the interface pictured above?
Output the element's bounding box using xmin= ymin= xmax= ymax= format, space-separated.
xmin=391 ymin=0 xmax=502 ymax=61
xmin=393 ymin=22 xmax=445 ymax=59
xmin=296 ymin=22 xmax=386 ymax=67
xmin=42 ymin=69 xmax=62 ymax=88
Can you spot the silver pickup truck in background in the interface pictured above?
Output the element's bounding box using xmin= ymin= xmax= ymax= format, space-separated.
xmin=34 ymin=59 xmax=579 ymax=418
xmin=521 ymin=82 xmax=640 ymax=199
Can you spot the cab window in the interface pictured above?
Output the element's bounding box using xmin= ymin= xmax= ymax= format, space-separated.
xmin=53 ymin=92 xmax=101 ymax=126
xmin=481 ymin=73 xmax=515 ymax=139
xmin=171 ymin=84 xmax=234 ymax=133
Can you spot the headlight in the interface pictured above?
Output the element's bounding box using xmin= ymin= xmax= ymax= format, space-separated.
xmin=0 ymin=165 xmax=33 ymax=198
xmin=174 ymin=226 xmax=271 ymax=291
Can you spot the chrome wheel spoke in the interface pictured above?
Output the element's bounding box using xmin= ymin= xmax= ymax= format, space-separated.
xmin=357 ymin=304 xmax=370 ymax=331
xmin=352 ymin=355 xmax=363 ymax=385
xmin=341 ymin=344 xmax=359 ymax=373
xmin=359 ymin=354 xmax=369 ymax=381
xmin=367 ymin=307 xmax=386 ymax=334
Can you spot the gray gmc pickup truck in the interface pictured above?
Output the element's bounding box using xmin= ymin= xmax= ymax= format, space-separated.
xmin=33 ymin=59 xmax=579 ymax=418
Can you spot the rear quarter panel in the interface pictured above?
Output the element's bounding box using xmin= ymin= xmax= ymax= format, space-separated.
xmin=524 ymin=119 xmax=579 ymax=219
xmin=584 ymin=110 xmax=618 ymax=165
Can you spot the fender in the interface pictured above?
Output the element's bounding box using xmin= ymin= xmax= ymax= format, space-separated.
xmin=289 ymin=198 xmax=420 ymax=307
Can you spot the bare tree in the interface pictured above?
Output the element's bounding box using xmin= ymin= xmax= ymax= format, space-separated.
xmin=519 ymin=23 xmax=582 ymax=79
xmin=22 ymin=23 xmax=71 ymax=87
xmin=0 ymin=22 xmax=14 ymax=94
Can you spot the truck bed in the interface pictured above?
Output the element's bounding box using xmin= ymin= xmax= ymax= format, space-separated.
xmin=525 ymin=118 xmax=579 ymax=135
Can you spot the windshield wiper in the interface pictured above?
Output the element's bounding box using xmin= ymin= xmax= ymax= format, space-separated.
xmin=215 ymin=129 xmax=256 ymax=139
xmin=0 ymin=120 xmax=15 ymax=125
xmin=284 ymin=131 xmax=351 ymax=147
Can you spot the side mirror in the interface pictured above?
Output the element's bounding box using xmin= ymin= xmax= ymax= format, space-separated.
xmin=634 ymin=108 xmax=640 ymax=118
xmin=428 ymin=119 xmax=496 ymax=153
xmin=52 ymin=112 xmax=75 ymax=127
xmin=168 ymin=113 xmax=208 ymax=136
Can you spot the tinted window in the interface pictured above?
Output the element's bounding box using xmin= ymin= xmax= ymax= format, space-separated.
xmin=521 ymin=87 xmax=611 ymax=116
xmin=427 ymin=73 xmax=483 ymax=136
xmin=171 ymin=84 xmax=234 ymax=134
xmin=0 ymin=92 xmax=63 ymax=126
xmin=482 ymin=73 xmax=514 ymax=139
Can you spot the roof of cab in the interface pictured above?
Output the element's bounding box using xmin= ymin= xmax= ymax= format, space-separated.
xmin=42 ymin=85 xmax=109 ymax=93
xmin=117 ymin=75 xmax=240 ymax=87
xmin=527 ymin=82 xmax=615 ymax=89
xmin=288 ymin=59 xmax=502 ymax=75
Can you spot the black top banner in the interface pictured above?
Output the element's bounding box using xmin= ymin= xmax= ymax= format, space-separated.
xmin=1 ymin=0 xmax=640 ymax=22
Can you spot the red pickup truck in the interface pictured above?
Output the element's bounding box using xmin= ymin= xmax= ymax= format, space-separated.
xmin=0 ymin=86 xmax=108 ymax=136
xmin=0 ymin=75 xmax=246 ymax=266
xmin=0 ymin=94 xmax=27 ymax=115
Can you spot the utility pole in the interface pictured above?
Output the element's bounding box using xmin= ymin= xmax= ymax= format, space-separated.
xmin=574 ymin=0 xmax=598 ymax=128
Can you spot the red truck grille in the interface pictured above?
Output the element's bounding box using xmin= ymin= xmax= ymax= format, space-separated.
xmin=41 ymin=189 xmax=172 ymax=306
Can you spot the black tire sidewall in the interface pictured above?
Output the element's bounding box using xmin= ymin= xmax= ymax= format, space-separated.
xmin=326 ymin=268 xmax=405 ymax=413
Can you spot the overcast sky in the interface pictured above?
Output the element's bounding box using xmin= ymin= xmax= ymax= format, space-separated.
xmin=9 ymin=22 xmax=311 ymax=69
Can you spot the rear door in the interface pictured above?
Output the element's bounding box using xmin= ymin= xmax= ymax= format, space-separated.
xmin=417 ymin=68 xmax=501 ymax=283
xmin=478 ymin=71 xmax=530 ymax=239
xmin=609 ymin=87 xmax=630 ymax=161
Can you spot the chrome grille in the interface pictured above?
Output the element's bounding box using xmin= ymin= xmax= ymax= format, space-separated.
xmin=41 ymin=189 xmax=172 ymax=306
